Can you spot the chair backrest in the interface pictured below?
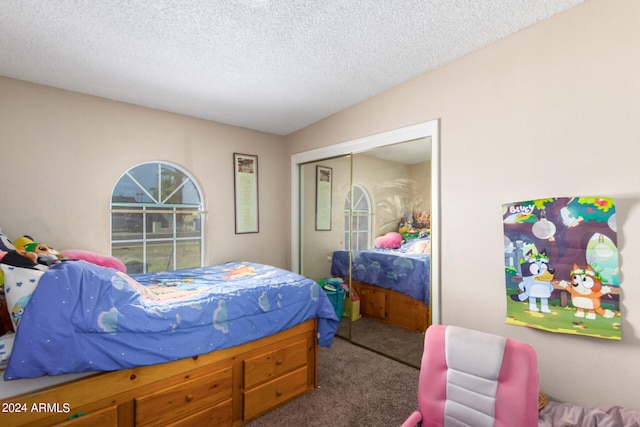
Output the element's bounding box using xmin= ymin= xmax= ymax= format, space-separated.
xmin=416 ymin=325 xmax=539 ymax=427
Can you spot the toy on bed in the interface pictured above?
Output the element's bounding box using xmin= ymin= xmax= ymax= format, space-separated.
xmin=398 ymin=211 xmax=431 ymax=240
xmin=23 ymin=242 xmax=66 ymax=266
xmin=8 ymin=235 xmax=63 ymax=267
xmin=0 ymin=230 xmax=127 ymax=340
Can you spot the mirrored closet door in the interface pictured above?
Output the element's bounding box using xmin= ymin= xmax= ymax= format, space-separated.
xmin=347 ymin=139 xmax=431 ymax=366
xmin=293 ymin=120 xmax=440 ymax=368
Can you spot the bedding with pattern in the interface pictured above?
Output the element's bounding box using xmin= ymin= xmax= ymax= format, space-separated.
xmin=2 ymin=260 xmax=339 ymax=380
xmin=331 ymin=237 xmax=430 ymax=304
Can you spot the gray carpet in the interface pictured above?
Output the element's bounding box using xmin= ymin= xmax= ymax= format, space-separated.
xmin=344 ymin=317 xmax=425 ymax=368
xmin=244 ymin=337 xmax=420 ymax=427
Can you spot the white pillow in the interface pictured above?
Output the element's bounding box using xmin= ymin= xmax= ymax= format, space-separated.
xmin=0 ymin=264 xmax=44 ymax=329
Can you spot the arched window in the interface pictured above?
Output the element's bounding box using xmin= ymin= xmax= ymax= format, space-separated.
xmin=344 ymin=184 xmax=372 ymax=251
xmin=111 ymin=161 xmax=205 ymax=274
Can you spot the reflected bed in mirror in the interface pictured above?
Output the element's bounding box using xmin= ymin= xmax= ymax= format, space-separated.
xmin=293 ymin=120 xmax=439 ymax=368
xmin=331 ymin=236 xmax=431 ymax=332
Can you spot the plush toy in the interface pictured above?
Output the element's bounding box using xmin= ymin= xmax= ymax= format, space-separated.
xmin=61 ymin=249 xmax=127 ymax=273
xmin=22 ymin=242 xmax=66 ymax=266
xmin=0 ymin=249 xmax=40 ymax=269
xmin=12 ymin=235 xmax=35 ymax=250
xmin=374 ymin=232 xmax=403 ymax=249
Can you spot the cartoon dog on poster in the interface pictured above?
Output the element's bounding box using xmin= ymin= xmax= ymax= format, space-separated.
xmin=559 ymin=263 xmax=615 ymax=319
xmin=512 ymin=249 xmax=555 ymax=313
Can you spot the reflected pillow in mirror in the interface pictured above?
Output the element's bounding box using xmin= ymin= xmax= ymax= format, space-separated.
xmin=374 ymin=232 xmax=402 ymax=249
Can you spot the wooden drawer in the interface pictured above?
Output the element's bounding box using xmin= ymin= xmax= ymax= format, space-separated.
xmin=243 ymin=366 xmax=308 ymax=420
xmin=135 ymin=367 xmax=232 ymax=427
xmin=57 ymin=404 xmax=118 ymax=426
xmin=243 ymin=339 xmax=308 ymax=388
xmin=163 ymin=398 xmax=232 ymax=427
xmin=356 ymin=284 xmax=387 ymax=319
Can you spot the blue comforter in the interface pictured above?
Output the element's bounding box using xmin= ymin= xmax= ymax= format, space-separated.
xmin=331 ymin=238 xmax=430 ymax=304
xmin=5 ymin=261 xmax=338 ymax=380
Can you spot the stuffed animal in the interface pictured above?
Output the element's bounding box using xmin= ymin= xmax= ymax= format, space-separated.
xmin=22 ymin=242 xmax=66 ymax=266
xmin=0 ymin=249 xmax=40 ymax=269
xmin=12 ymin=235 xmax=35 ymax=250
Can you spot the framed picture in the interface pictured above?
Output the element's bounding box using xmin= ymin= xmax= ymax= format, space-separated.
xmin=315 ymin=165 xmax=332 ymax=231
xmin=233 ymin=153 xmax=259 ymax=234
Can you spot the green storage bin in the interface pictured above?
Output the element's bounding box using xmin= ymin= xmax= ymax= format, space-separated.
xmin=324 ymin=288 xmax=345 ymax=321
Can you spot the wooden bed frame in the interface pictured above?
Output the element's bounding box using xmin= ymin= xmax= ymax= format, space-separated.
xmin=351 ymin=280 xmax=429 ymax=333
xmin=1 ymin=319 xmax=318 ymax=427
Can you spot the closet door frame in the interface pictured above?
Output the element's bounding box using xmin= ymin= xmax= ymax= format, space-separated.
xmin=290 ymin=119 xmax=441 ymax=325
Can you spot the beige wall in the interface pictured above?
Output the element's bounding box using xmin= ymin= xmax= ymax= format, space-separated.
xmin=286 ymin=0 xmax=640 ymax=410
xmin=0 ymin=77 xmax=288 ymax=268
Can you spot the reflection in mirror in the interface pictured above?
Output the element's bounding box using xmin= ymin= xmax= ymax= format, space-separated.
xmin=299 ymin=139 xmax=432 ymax=366
xmin=346 ymin=138 xmax=431 ymax=367
xmin=294 ymin=120 xmax=439 ymax=368
xmin=299 ymin=155 xmax=352 ymax=339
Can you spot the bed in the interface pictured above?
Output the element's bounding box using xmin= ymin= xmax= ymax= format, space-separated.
xmin=0 ymin=259 xmax=339 ymax=426
xmin=331 ymin=237 xmax=430 ymax=332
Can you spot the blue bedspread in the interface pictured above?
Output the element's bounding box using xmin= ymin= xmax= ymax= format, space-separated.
xmin=331 ymin=238 xmax=430 ymax=304
xmin=5 ymin=261 xmax=338 ymax=380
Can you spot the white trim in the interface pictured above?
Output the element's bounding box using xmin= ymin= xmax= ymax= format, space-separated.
xmin=290 ymin=119 xmax=441 ymax=325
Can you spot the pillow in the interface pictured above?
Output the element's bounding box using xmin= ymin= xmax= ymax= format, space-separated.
xmin=406 ymin=239 xmax=431 ymax=254
xmin=61 ymin=249 xmax=127 ymax=273
xmin=374 ymin=232 xmax=403 ymax=249
xmin=0 ymin=264 xmax=45 ymax=329
xmin=400 ymin=237 xmax=431 ymax=254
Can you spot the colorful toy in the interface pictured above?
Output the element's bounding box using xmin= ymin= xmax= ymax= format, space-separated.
xmin=12 ymin=235 xmax=34 ymax=250
xmin=0 ymin=249 xmax=39 ymax=269
xmin=23 ymin=242 xmax=66 ymax=266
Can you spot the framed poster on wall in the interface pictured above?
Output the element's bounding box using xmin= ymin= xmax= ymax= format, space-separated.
xmin=233 ymin=153 xmax=259 ymax=234
xmin=315 ymin=165 xmax=332 ymax=231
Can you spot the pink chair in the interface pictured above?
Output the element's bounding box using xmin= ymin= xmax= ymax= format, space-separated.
xmin=402 ymin=325 xmax=539 ymax=427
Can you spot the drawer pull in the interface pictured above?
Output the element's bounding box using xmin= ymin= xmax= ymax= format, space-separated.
xmin=185 ymin=394 xmax=194 ymax=402
xmin=275 ymin=358 xmax=283 ymax=366
xmin=275 ymin=390 xmax=283 ymax=397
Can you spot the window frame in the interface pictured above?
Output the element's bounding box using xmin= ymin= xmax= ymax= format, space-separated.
xmin=344 ymin=184 xmax=372 ymax=251
xmin=110 ymin=161 xmax=205 ymax=273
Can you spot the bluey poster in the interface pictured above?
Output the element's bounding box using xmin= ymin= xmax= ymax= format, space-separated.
xmin=503 ymin=197 xmax=620 ymax=340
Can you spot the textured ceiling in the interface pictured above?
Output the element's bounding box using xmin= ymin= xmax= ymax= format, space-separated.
xmin=0 ymin=0 xmax=583 ymax=136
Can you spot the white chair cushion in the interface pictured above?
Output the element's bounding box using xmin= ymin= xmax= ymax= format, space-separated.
xmin=444 ymin=326 xmax=507 ymax=427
